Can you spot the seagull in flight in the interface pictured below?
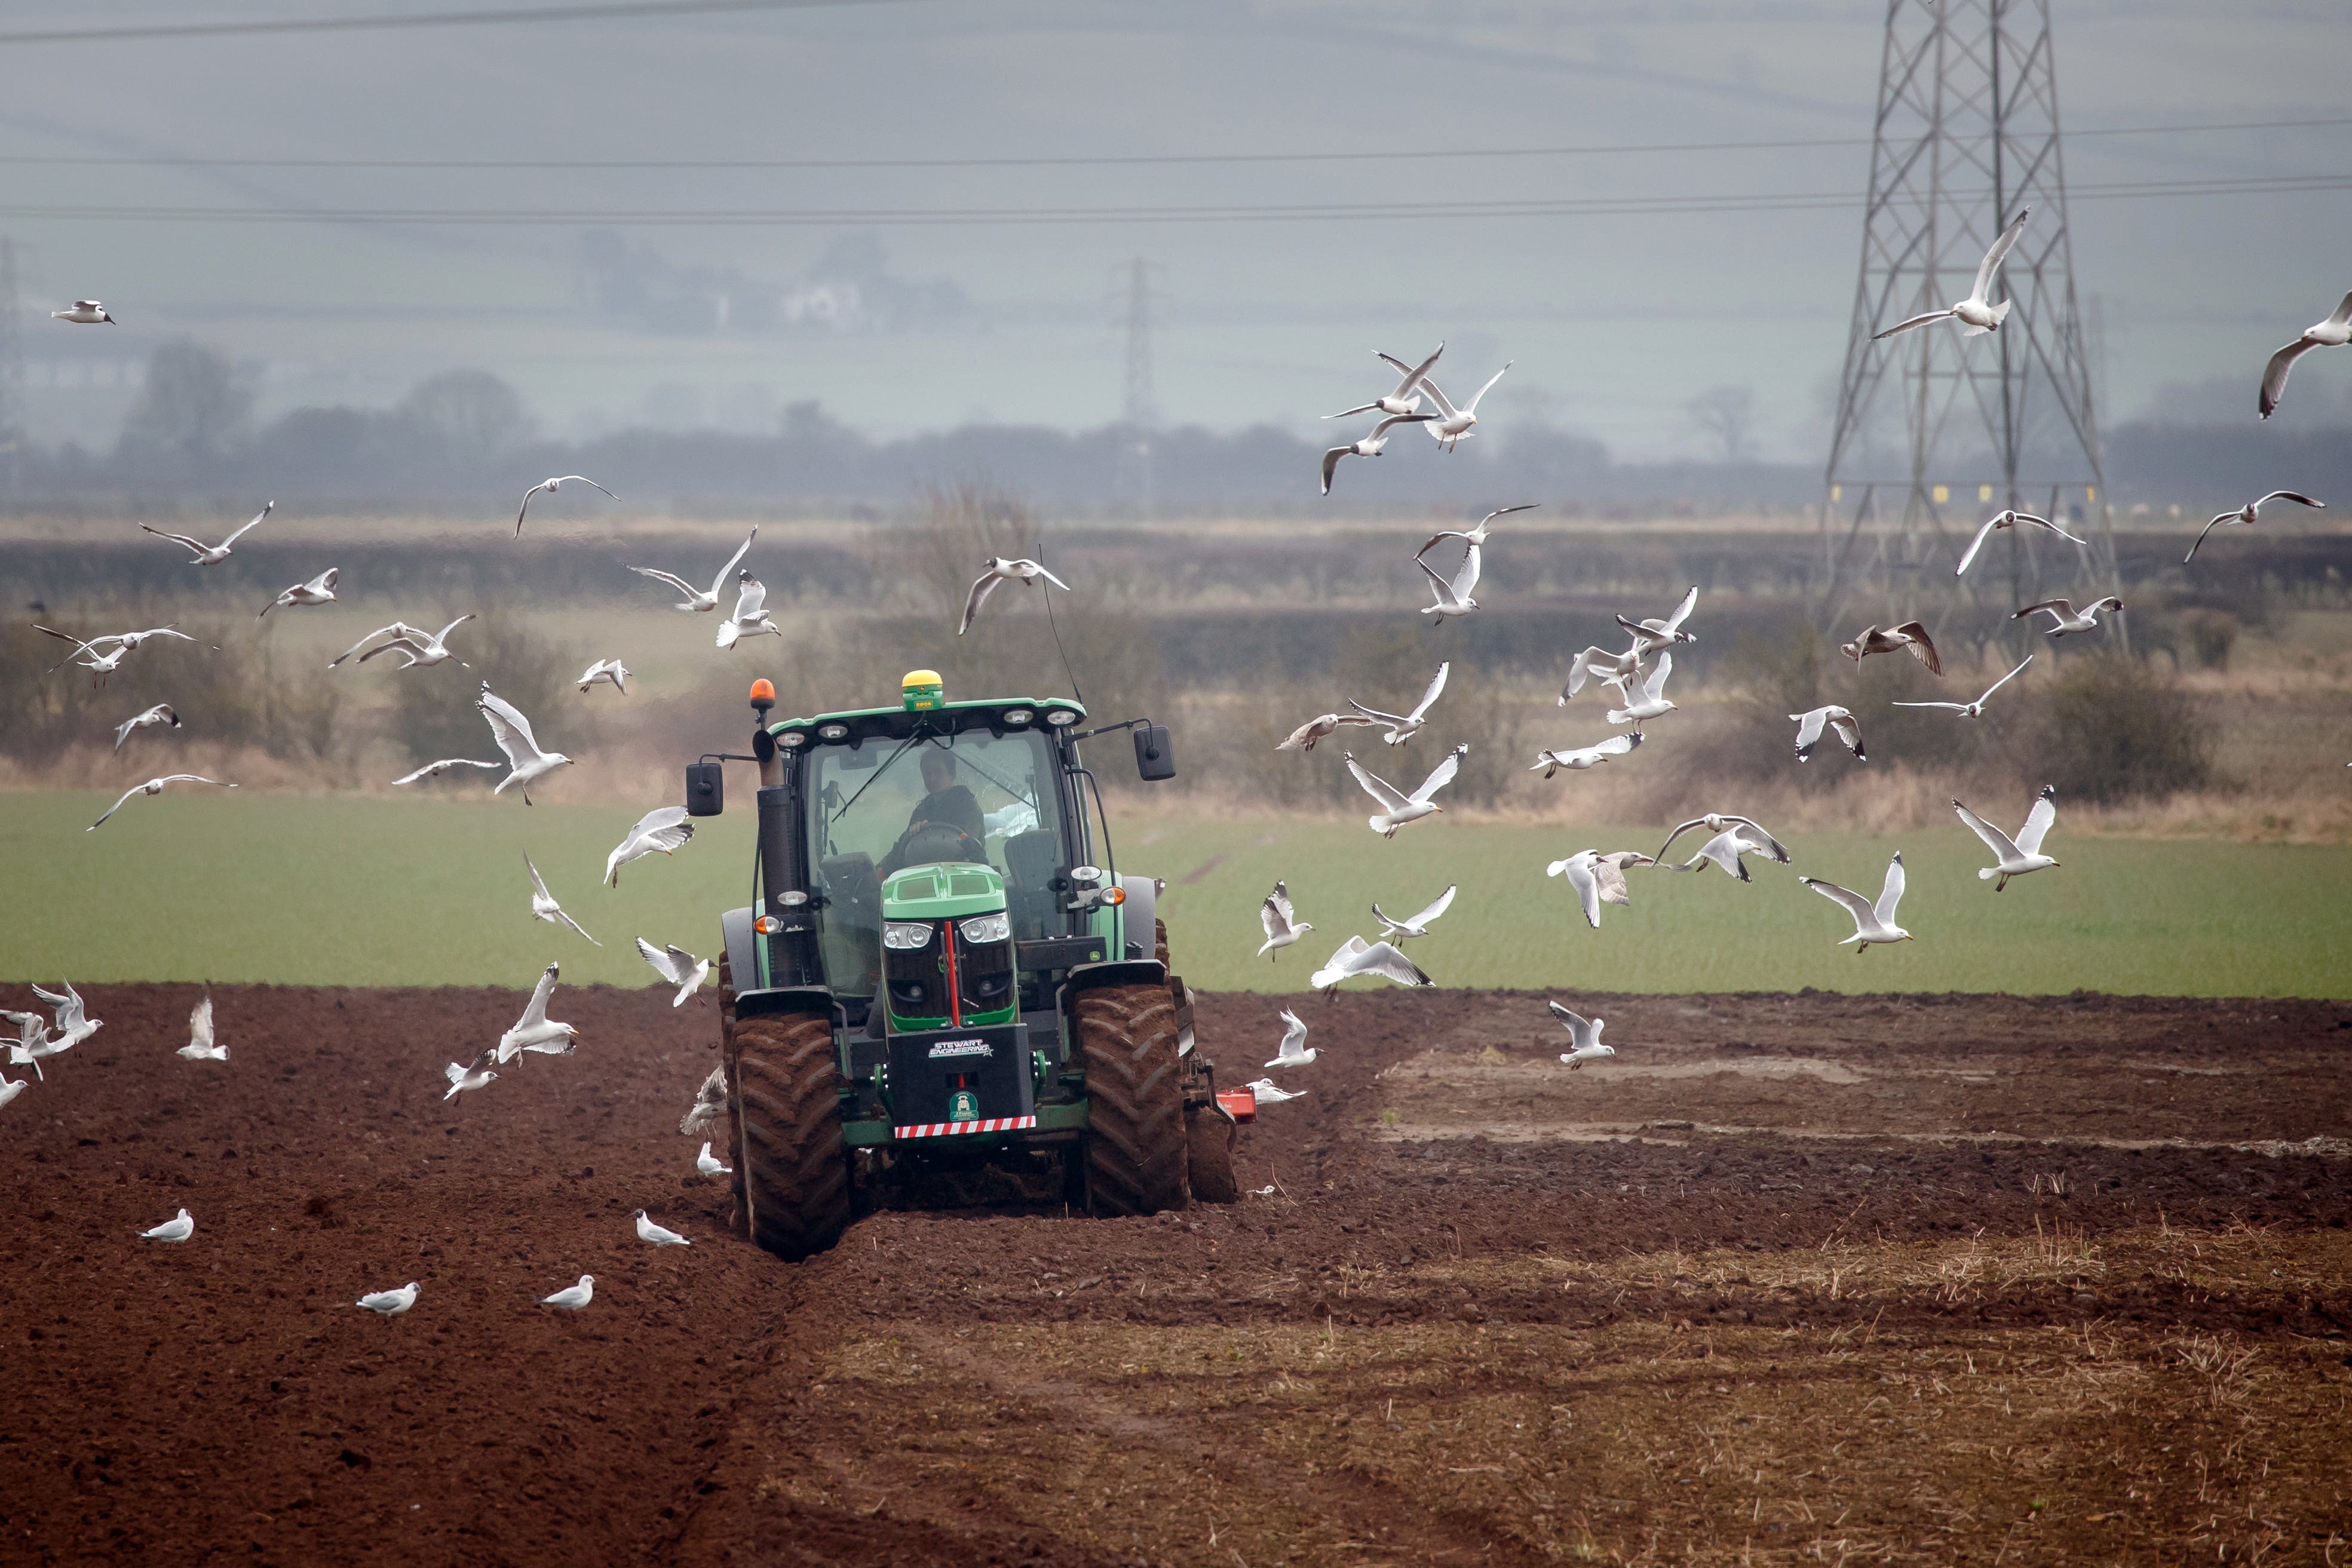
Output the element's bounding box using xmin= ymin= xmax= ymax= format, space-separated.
xmin=1350 ymin=662 xmax=1448 ymax=745
xmin=1841 ymin=621 xmax=1942 ymax=676
xmin=37 ymin=624 xmax=202 ymax=682
xmin=54 ymin=300 xmax=115 ymax=324
xmin=259 ymin=567 xmax=338 ymax=619
xmin=1954 ymin=508 xmax=2086 ymax=576
xmin=2015 ymin=596 xmax=2123 ymax=639
xmin=1264 ymin=1008 xmax=1315 ymax=1068
xmin=525 ymin=852 xmax=600 ymax=946
xmin=1955 ymin=785 xmax=2060 ymax=891
xmin=89 ymin=774 xmax=233 ymax=829
xmin=140 ymin=1208 xmax=195 ymax=1242
xmin=717 ymin=570 xmax=783 ymax=648
xmin=178 ymin=992 xmax=228 ymax=1061
xmin=541 ymin=1275 xmax=596 ymax=1311
xmin=1559 ymin=643 xmax=1643 ymax=705
xmin=30 ymin=980 xmax=103 ymax=1054
xmin=1873 ymin=207 xmax=2029 ymax=340
xmin=357 ymin=1282 xmax=421 ymax=1317
xmin=140 ymin=502 xmax=271 ymax=566
xmin=1310 ymin=936 xmax=1433 ymax=995
xmin=1602 ymin=652 xmax=1676 ymax=729
xmin=1243 ymin=1078 xmax=1304 ymax=1104
xmin=1801 ymin=852 xmax=1914 ymax=952
xmin=2259 ymin=291 xmax=2352 ymax=419
xmin=1790 ymin=705 xmax=1865 ymax=762
xmin=627 ymin=526 xmax=756 ymax=612
xmin=1616 ymin=586 xmax=1700 ymax=653
xmin=958 ymin=557 xmax=1071 ymax=635
xmin=2185 ymin=491 xmax=2324 ymax=564
xmin=1549 ymin=1001 xmax=1614 ymax=1069
xmin=1545 ymin=848 xmax=1654 ymax=928
xmin=1327 ymin=342 xmax=1443 ymax=419
xmin=329 ymin=614 xmax=474 ymax=671
xmin=605 ymin=805 xmax=694 ymax=886
xmin=1416 ymin=543 xmax=1481 ymax=623
xmin=576 ymin=658 xmax=631 ymax=694
xmin=514 ymin=475 xmax=617 ymax=538
xmin=4 ymin=1009 xmax=62 ymax=1081
xmin=392 ymin=756 xmax=502 ymax=786
xmin=635 ymin=938 xmax=712 ymax=1006
xmin=496 ymin=963 xmax=576 ymax=1063
xmin=1345 ymin=744 xmax=1464 ymax=837
xmin=1663 ymin=825 xmax=1784 ymax=882
xmin=1656 ymin=813 xmax=1790 ymax=869
xmin=1274 ymin=711 xmax=1379 ymax=753
xmin=1893 ymin=656 xmax=2032 ymax=719
xmin=443 ymin=1057 xmax=498 ymax=1099
xmin=1320 ymin=412 xmax=1433 ymax=494
xmin=479 ymin=685 xmax=574 ymax=803
xmin=634 ymin=1210 xmax=692 ymax=1247
xmin=1257 ymin=880 xmax=1311 ymax=960
xmin=1529 ymin=732 xmax=1641 ymax=778
xmin=696 ymin=1142 xmax=732 ymax=1177
xmin=1373 ymin=884 xmax=1455 ymax=941
xmin=1416 ymin=503 xmax=1537 ymax=559
xmin=1417 ymin=361 xmax=1511 ymax=449
xmin=113 ymin=702 xmax=180 ymax=751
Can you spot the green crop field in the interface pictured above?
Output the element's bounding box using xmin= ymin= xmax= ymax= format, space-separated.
xmin=2 ymin=791 xmax=2347 ymax=999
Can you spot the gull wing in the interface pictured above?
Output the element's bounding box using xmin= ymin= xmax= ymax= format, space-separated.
xmin=2328 ymin=291 xmax=2352 ymax=332
xmin=1802 ymin=877 xmax=1877 ymax=933
xmin=1415 ymin=555 xmax=1459 ymax=607
xmin=1266 ymin=880 xmax=1296 ymax=929
xmin=221 ymin=503 xmax=273 ymax=547
xmin=709 ymin=526 xmax=758 ymax=594
xmin=2023 ymin=513 xmax=2090 ymax=545
xmin=1970 ymin=207 xmax=2030 ymax=304
xmin=1954 ymin=514 xmax=2001 ymax=576
xmin=517 ymin=963 xmax=559 ymax=1029
xmin=1654 ymin=818 xmax=1711 ymax=862
xmin=958 ymin=570 xmax=999 ymax=635
xmin=433 ymin=612 xmax=477 ymax=646
xmin=1587 ymin=732 xmax=1640 ymax=760
xmin=1461 ymin=361 xmax=1512 ymax=415
xmin=189 ymin=993 xmax=214 ymax=1051
xmin=305 ymin=567 xmax=339 ymax=596
xmin=330 ymin=623 xmax=410 ymax=668
xmin=1791 ymin=708 xmax=1827 ymax=759
xmin=1829 ymin=711 xmax=1864 ymax=759
xmin=1699 ymin=829 xmax=1753 ymax=882
xmin=732 ymin=575 xmax=769 ymax=621
xmin=1416 ymin=375 xmax=1461 ymax=421
xmin=1640 ymin=650 xmax=1675 ymax=703
xmin=1873 ymin=854 xmax=1908 ymax=926
xmin=1344 ymin=754 xmax=1411 ymax=815
xmin=2256 ymin=490 xmax=2325 ymax=511
xmin=1560 ymin=855 xmax=1601 ymax=928
xmin=2013 ymin=788 xmax=2058 ymax=857
xmin=392 ymin=758 xmax=499 ymax=785
xmin=1406 ymin=661 xmax=1450 ymax=722
xmin=1658 ymin=585 xmax=1700 ymax=636
xmin=1891 ymin=700 xmax=1967 ymax=712
xmin=1954 ymin=798 xmax=2021 ymax=863
xmin=1324 ymin=401 xmax=1382 ymax=421
xmin=636 ymin=937 xmax=689 ymax=987
xmin=1977 ymin=656 xmax=2032 ymax=704
xmin=1387 ymin=342 xmax=1443 ymax=398
xmin=1028 ymin=561 xmax=1074 ymax=593
xmin=1408 ymin=744 xmax=1467 ymax=805
xmin=1888 ymin=621 xmax=1943 ymax=675
xmin=1547 ymin=999 xmax=1592 ymax=1035
xmin=2185 ymin=514 xmax=2231 ymax=564
xmin=1872 ymin=309 xmax=1949 ymax=342
xmin=1369 ymin=412 xmax=1431 ymax=440
xmin=2260 ymin=338 xmax=2316 ymax=419
xmin=1354 ymin=941 xmax=1433 ymax=987
xmin=1721 ymin=814 xmax=1789 ymax=861
xmin=88 ymin=784 xmax=146 ymax=829
xmin=525 ymin=851 xmax=555 ymax=904
xmin=1319 ymin=445 xmax=1351 ymax=496
xmin=1405 ymin=884 xmax=1457 ymax=929
xmin=630 ymin=566 xmax=700 ymax=599
xmin=1448 ymin=542 xmax=1482 ymax=600
xmin=477 ymin=689 xmax=544 ymax=768
xmin=2014 ymin=598 xmax=2071 ymax=621
xmin=139 ymin=523 xmax=211 ymax=554
xmin=1347 ymin=698 xmax=1405 ymax=726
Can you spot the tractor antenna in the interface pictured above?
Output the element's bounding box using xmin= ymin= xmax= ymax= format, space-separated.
xmin=1038 ymin=539 xmax=1083 ymax=707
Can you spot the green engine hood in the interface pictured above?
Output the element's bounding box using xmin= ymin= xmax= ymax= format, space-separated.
xmin=882 ymin=862 xmax=1007 ymax=920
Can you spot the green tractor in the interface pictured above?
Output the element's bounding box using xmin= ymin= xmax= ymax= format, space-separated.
xmin=685 ymin=669 xmax=1239 ymax=1260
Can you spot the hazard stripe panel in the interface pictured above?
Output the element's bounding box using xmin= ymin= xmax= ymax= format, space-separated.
xmin=895 ymin=1114 xmax=1038 ymax=1140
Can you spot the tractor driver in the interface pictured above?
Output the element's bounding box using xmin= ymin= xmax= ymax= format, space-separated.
xmin=879 ymin=745 xmax=986 ymax=873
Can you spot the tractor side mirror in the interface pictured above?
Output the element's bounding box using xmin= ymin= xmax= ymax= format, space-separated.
xmin=1133 ymin=725 xmax=1176 ymax=783
xmin=685 ymin=760 xmax=724 ymax=817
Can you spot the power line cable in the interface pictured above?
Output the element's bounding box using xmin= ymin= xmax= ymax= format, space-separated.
xmin=0 ymin=0 xmax=918 ymax=46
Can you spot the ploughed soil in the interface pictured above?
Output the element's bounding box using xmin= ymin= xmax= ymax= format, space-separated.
xmin=3 ymin=983 xmax=2350 ymax=1566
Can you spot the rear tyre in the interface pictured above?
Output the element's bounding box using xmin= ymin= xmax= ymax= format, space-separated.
xmin=1074 ymin=983 xmax=1189 ymax=1216
xmin=732 ymin=1008 xmax=852 ymax=1260
xmin=716 ymin=956 xmax=748 ymax=1238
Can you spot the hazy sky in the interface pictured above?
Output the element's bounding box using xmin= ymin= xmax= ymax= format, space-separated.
xmin=4 ymin=0 xmax=2350 ymax=461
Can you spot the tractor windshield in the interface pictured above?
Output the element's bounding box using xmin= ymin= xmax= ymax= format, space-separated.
xmin=807 ymin=727 xmax=1068 ymax=1004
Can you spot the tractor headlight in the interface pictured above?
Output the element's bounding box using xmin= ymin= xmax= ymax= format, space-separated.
xmin=883 ymin=920 xmax=934 ymax=950
xmin=817 ymin=722 xmax=850 ymax=742
xmin=777 ymin=729 xmax=807 ymax=749
xmin=1002 ymin=708 xmax=1034 ymax=727
xmin=1044 ymin=708 xmax=1080 ymax=729
xmin=958 ymin=913 xmax=1011 ymax=945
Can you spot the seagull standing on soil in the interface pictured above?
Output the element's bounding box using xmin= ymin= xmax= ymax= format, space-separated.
xmin=1345 ymin=744 xmax=1464 ymax=837
xmin=177 ymin=992 xmax=228 ymax=1061
xmin=1264 ymin=1008 xmax=1316 ymax=1067
xmin=1350 ymin=662 xmax=1448 ymax=744
xmin=1326 ymin=343 xmax=1444 ymax=419
xmin=1417 ymin=362 xmax=1511 ymax=449
xmin=1894 ymin=656 xmax=2032 ymax=719
xmin=1275 ymin=711 xmax=1378 ymax=753
xmin=541 ymin=1275 xmax=595 ymax=1311
xmin=2015 ymin=596 xmax=2123 ymax=639
xmin=1873 ymin=207 xmax=2029 ymax=340
xmin=1559 ymin=643 xmax=1643 ymax=705
xmin=1416 ymin=503 xmax=1538 ymax=559
xmin=634 ymin=1210 xmax=692 ymax=1247
xmin=258 ymin=567 xmax=338 ymax=618
xmin=1790 ymin=705 xmax=1865 ymax=762
xmin=514 ymin=475 xmax=617 ymax=537
xmin=1656 ymin=814 xmax=1791 ymax=869
xmin=1544 ymin=849 xmax=1654 ymax=928
xmin=1320 ymin=413 xmax=1434 ymax=494
xmin=2259 ymin=291 xmax=2352 ymax=419
xmin=1415 ymin=545 xmax=1482 ymax=623
xmin=496 ymin=963 xmax=577 ymax=1063
xmin=575 ymin=658 xmax=631 ymax=694
xmin=1954 ymin=508 xmax=2087 ymax=576
xmin=1602 ymin=653 xmax=1676 ymax=729
xmin=1616 ymin=586 xmax=1700 ymax=653
xmin=605 ymin=805 xmax=694 ymax=886
xmin=392 ymin=757 xmax=502 ymax=787
xmin=2185 ymin=491 xmax=2325 ymax=563
xmin=717 ymin=571 xmax=783 ymax=648
xmin=635 ymin=938 xmax=711 ymax=1005
xmin=113 ymin=702 xmax=179 ymax=751
xmin=525 ymin=853 xmax=600 ymax=946
xmin=1955 ymin=785 xmax=2060 ymax=891
xmin=53 ymin=300 xmax=115 ymax=324
xmin=1529 ymin=732 xmax=1641 ymax=778
xmin=1373 ymin=885 xmax=1455 ymax=941
xmin=695 ymin=1142 xmax=732 ymax=1177
xmin=329 ymin=614 xmax=474 ymax=670
xmin=1257 ymin=881 xmax=1312 ymax=960
xmin=357 ymin=1282 xmax=421 ymax=1316
xmin=443 ymin=1058 xmax=498 ymax=1099
xmin=1841 ymin=621 xmax=1942 ymax=675
xmin=478 ymin=685 xmax=573 ymax=803
xmin=958 ymin=557 xmax=1071 ymax=635
xmin=141 ymin=502 xmax=271 ymax=566
xmin=1801 ymin=853 xmax=1914 ymax=952
xmin=1309 ymin=936 xmax=1434 ymax=995
xmin=628 ymin=526 xmax=757 ymax=612
xmin=89 ymin=775 xmax=233 ymax=829
xmin=140 ymin=1208 xmax=195 ymax=1242
xmin=1549 ymin=1001 xmax=1615 ymax=1069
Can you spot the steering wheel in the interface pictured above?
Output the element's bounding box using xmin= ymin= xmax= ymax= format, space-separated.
xmin=896 ymin=821 xmax=985 ymax=866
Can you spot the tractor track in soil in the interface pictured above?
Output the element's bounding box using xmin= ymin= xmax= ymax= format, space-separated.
xmin=2 ymin=983 xmax=2348 ymax=1565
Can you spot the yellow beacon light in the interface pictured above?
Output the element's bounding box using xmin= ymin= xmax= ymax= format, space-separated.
xmin=901 ymin=669 xmax=945 ymax=712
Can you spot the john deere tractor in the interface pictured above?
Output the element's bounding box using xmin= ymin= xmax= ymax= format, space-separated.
xmin=685 ymin=669 xmax=1238 ymax=1260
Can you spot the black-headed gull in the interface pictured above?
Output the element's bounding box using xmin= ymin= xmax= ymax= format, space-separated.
xmin=357 ymin=1282 xmax=420 ymax=1316
xmin=1243 ymin=1077 xmax=1303 ymax=1103
xmin=0 ymin=1073 xmax=26 ymax=1110
xmin=141 ymin=502 xmax=271 ymax=565
xmin=392 ymin=757 xmax=502 ymax=787
xmin=178 ymin=992 xmax=228 ymax=1061
xmin=1350 ymin=662 xmax=1448 ymax=745
xmin=1657 ymin=812 xmax=1790 ymax=867
xmin=1416 ymin=503 xmax=1537 ymax=559
xmin=89 ymin=774 xmax=233 ymax=829
xmin=1309 ymin=936 xmax=1433 ymax=995
xmin=575 ymin=658 xmax=631 ymax=694
xmin=38 ymin=623 xmax=201 ymax=682
xmin=1549 ymin=1001 xmax=1614 ymax=1069
xmin=679 ymin=1063 xmax=728 ymax=1136
xmin=1841 ymin=621 xmax=1942 ymax=675
xmin=1955 ymin=785 xmax=2060 ymax=891
xmin=2185 ymin=491 xmax=2324 ymax=564
xmin=478 ymin=685 xmax=573 ymax=804
xmin=628 ymin=526 xmax=756 ymax=612
xmin=258 ymin=567 xmax=338 ymax=618
xmin=1417 ymin=361 xmax=1511 ymax=449
xmin=1263 ymin=1008 xmax=1315 ymax=1067
xmin=1801 ymin=852 xmax=1913 ymax=952
xmin=1415 ymin=545 xmax=1481 ymax=623
xmin=2014 ymin=596 xmax=2123 ymax=639
xmin=443 ymin=1058 xmax=498 ymax=1099
xmin=514 ymin=475 xmax=616 ymax=538
xmin=1320 ymin=413 xmax=1433 ymax=495
xmin=1954 ymin=508 xmax=2086 ymax=576
xmin=634 ymin=1210 xmax=692 ymax=1247
xmin=1616 ymin=586 xmax=1700 ymax=653
xmin=1327 ymin=342 xmax=1443 ymax=419
xmin=113 ymin=702 xmax=179 ymax=751
xmin=5 ymin=1009 xmax=59 ymax=1080
xmin=2259 ymin=291 xmax=2352 ymax=419
xmin=1664 ymin=826 xmax=1782 ymax=882
xmin=635 ymin=938 xmax=711 ymax=1005
xmin=497 ymin=963 xmax=576 ymax=1062
xmin=695 ymin=1141 xmax=732 ymax=1177
xmin=1529 ymin=732 xmax=1641 ymax=778
xmin=1544 ymin=849 xmax=1654 ymax=928
xmin=329 ymin=614 xmax=474 ymax=671
xmin=1894 ymin=656 xmax=2032 ymax=719
xmin=717 ymin=571 xmax=783 ymax=648
xmin=140 ymin=1208 xmax=194 ymax=1242
xmin=525 ymin=852 xmax=599 ymax=946
xmin=30 ymin=981 xmax=101 ymax=1052
xmin=1790 ymin=706 xmax=1865 ymax=762
xmin=541 ymin=1274 xmax=595 ymax=1311
xmin=1559 ymin=643 xmax=1643 ymax=705
xmin=1345 ymin=744 xmax=1464 ymax=837
xmin=1873 ymin=207 xmax=2029 ymax=340
xmin=1602 ymin=652 xmax=1676 ymax=729
xmin=605 ymin=805 xmax=694 ymax=886
xmin=1274 ymin=712 xmax=1378 ymax=753
xmin=1373 ymin=884 xmax=1455 ymax=941
xmin=1257 ymin=880 xmax=1311 ymax=960
xmin=959 ymin=557 xmax=1071 ymax=635
xmin=54 ymin=300 xmax=115 ymax=324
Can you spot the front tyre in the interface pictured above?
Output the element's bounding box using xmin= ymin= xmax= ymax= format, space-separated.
xmin=1074 ymin=983 xmax=1189 ymax=1216
xmin=731 ymin=1009 xmax=852 ymax=1260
